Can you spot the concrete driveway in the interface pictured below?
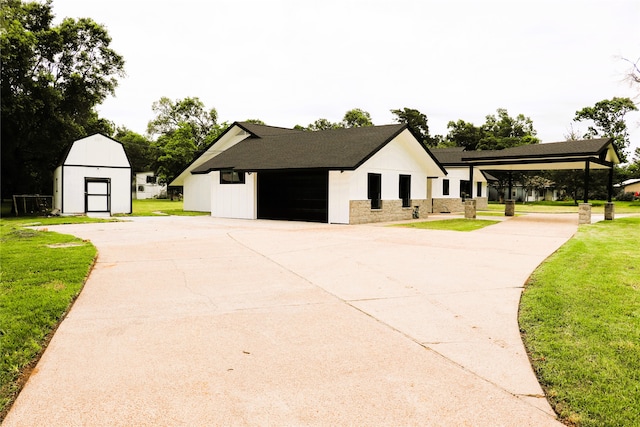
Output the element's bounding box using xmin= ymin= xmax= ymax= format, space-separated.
xmin=4 ymin=214 xmax=578 ymax=426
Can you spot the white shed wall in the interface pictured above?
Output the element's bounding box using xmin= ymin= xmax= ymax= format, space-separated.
xmin=182 ymin=174 xmax=212 ymax=212
xmin=211 ymin=172 xmax=256 ymax=219
xmin=60 ymin=166 xmax=131 ymax=214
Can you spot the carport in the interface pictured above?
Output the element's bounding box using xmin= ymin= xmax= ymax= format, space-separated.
xmin=459 ymin=138 xmax=621 ymax=222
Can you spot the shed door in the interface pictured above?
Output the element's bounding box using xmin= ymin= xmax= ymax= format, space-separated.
xmin=257 ymin=171 xmax=328 ymax=223
xmin=85 ymin=178 xmax=111 ymax=213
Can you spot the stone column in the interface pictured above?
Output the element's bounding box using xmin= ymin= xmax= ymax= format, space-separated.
xmin=578 ymin=203 xmax=592 ymax=224
xmin=604 ymin=202 xmax=615 ymax=221
xmin=465 ymin=199 xmax=476 ymax=219
xmin=505 ymin=200 xmax=515 ymax=217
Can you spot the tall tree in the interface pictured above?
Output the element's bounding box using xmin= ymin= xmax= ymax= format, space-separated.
xmin=477 ymin=108 xmax=540 ymax=150
xmin=114 ymin=127 xmax=155 ymax=174
xmin=391 ymin=107 xmax=435 ymax=147
xmin=146 ymin=97 xmax=227 ymax=184
xmin=342 ymin=108 xmax=373 ymax=128
xmin=445 ymin=120 xmax=485 ymax=151
xmin=573 ymin=97 xmax=638 ymax=162
xmin=1 ymin=0 xmax=125 ymax=196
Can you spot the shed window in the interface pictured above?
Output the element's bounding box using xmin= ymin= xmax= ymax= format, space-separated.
xmin=399 ymin=175 xmax=411 ymax=208
xmin=368 ymin=173 xmax=382 ymax=209
xmin=443 ymin=179 xmax=450 ymax=196
xmin=220 ymin=170 xmax=245 ymax=184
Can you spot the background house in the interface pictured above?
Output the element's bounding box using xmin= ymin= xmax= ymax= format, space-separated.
xmin=53 ymin=134 xmax=132 ymax=215
xmin=616 ymin=178 xmax=640 ymax=196
xmin=171 ymin=122 xmax=446 ymax=224
xmin=134 ymin=172 xmax=166 ymax=199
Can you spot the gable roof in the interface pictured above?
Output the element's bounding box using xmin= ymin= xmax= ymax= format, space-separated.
xmin=191 ymin=122 xmax=446 ymax=173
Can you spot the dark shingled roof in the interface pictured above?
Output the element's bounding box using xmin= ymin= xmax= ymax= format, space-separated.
xmin=430 ymin=147 xmax=466 ymax=165
xmin=461 ymin=138 xmax=616 ymax=162
xmin=192 ymin=123 xmax=416 ymax=173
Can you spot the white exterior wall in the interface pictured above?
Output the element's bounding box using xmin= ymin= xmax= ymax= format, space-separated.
xmin=59 ymin=166 xmax=131 ymax=214
xmin=349 ymin=134 xmax=432 ymax=202
xmin=135 ymin=172 xmax=166 ymax=199
xmin=182 ymin=173 xmax=212 ymax=212
xmin=328 ymin=170 xmax=352 ymax=224
xmin=64 ymin=134 xmax=130 ymax=168
xmin=211 ymin=171 xmax=256 ymax=219
xmin=432 ymin=167 xmax=486 ymax=198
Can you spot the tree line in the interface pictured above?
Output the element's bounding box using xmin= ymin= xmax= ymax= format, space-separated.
xmin=2 ymin=0 xmax=638 ymax=199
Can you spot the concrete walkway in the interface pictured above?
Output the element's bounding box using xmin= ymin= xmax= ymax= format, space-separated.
xmin=4 ymin=214 xmax=579 ymax=426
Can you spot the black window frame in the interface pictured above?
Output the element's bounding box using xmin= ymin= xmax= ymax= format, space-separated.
xmin=220 ymin=169 xmax=246 ymax=184
xmin=460 ymin=180 xmax=471 ymax=200
xmin=368 ymin=173 xmax=382 ymax=210
xmin=476 ymin=181 xmax=482 ymax=198
xmin=399 ymin=174 xmax=411 ymax=208
xmin=443 ymin=179 xmax=450 ymax=196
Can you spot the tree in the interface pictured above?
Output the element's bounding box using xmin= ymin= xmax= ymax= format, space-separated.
xmin=445 ymin=109 xmax=539 ymax=151
xmin=1 ymin=0 xmax=125 ymax=196
xmin=152 ymin=123 xmax=198 ymax=185
xmin=445 ymin=120 xmax=485 ymax=151
xmin=391 ymin=107 xmax=436 ymax=147
xmin=342 ymin=108 xmax=373 ymax=128
xmin=477 ymin=108 xmax=540 ymax=150
xmin=147 ymin=97 xmax=220 ymax=150
xmin=114 ymin=127 xmax=155 ymax=174
xmin=573 ymin=97 xmax=638 ymax=162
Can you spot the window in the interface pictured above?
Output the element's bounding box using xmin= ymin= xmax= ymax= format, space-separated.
xmin=399 ymin=175 xmax=411 ymax=207
xmin=368 ymin=173 xmax=382 ymax=209
xmin=443 ymin=179 xmax=450 ymax=196
xmin=220 ymin=170 xmax=246 ymax=184
xmin=138 ymin=185 xmax=145 ymax=192
xmin=460 ymin=180 xmax=471 ymax=200
xmin=146 ymin=175 xmax=157 ymax=184
xmin=476 ymin=182 xmax=482 ymax=197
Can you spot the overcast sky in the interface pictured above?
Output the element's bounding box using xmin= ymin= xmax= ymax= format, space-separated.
xmin=52 ymin=0 xmax=640 ymax=157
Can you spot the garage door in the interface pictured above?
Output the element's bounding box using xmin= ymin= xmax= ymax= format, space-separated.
xmin=257 ymin=171 xmax=328 ymax=223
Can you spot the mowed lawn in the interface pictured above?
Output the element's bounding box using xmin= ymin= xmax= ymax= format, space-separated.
xmin=520 ymin=216 xmax=640 ymax=426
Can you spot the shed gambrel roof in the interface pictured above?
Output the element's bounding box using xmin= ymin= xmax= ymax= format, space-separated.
xmin=191 ymin=122 xmax=446 ymax=174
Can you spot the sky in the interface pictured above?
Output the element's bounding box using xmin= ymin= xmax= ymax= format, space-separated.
xmin=52 ymin=0 xmax=640 ymax=158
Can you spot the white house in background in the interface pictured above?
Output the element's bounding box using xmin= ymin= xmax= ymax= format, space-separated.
xmin=53 ymin=134 xmax=132 ymax=215
xmin=171 ymin=122 xmax=447 ymax=224
xmin=134 ymin=172 xmax=166 ymax=199
xmin=430 ymin=148 xmax=489 ymax=213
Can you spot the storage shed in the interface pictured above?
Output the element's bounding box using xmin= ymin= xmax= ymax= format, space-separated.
xmin=53 ymin=134 xmax=132 ymax=215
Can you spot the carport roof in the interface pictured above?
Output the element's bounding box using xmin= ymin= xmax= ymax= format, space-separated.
xmin=460 ymin=138 xmax=620 ymax=170
xmin=192 ymin=122 xmax=445 ymax=173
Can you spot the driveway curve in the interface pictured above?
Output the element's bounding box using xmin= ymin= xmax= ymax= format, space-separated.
xmin=4 ymin=214 xmax=578 ymax=426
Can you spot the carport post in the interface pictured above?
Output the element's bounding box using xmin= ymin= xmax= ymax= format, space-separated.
xmin=583 ymin=160 xmax=590 ymax=203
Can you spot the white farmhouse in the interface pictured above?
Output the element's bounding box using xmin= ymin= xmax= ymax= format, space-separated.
xmin=53 ymin=134 xmax=132 ymax=215
xmin=135 ymin=172 xmax=166 ymax=199
xmin=171 ymin=122 xmax=447 ymax=224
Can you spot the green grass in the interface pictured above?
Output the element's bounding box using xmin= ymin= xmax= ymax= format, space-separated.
xmin=0 ymin=218 xmax=98 ymax=418
xmin=519 ymin=217 xmax=640 ymax=426
xmin=486 ymin=200 xmax=640 ymax=214
xmin=393 ymin=218 xmax=500 ymax=231
xmin=124 ymin=199 xmax=209 ymax=216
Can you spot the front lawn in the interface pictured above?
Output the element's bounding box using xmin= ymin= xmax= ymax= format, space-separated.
xmin=126 ymin=199 xmax=209 ymax=216
xmin=393 ymin=218 xmax=500 ymax=232
xmin=0 ymin=218 xmax=98 ymax=419
xmin=519 ymin=217 xmax=640 ymax=426
xmin=485 ymin=200 xmax=640 ymax=214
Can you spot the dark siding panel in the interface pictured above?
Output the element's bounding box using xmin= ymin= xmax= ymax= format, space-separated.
xmin=257 ymin=171 xmax=328 ymax=223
